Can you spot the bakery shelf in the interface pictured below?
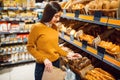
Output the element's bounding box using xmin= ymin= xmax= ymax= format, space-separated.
xmin=108 ymin=18 xmax=120 ymax=26
xmin=65 ymin=13 xmax=75 ymax=18
xmin=107 ymin=24 xmax=120 ymax=28
xmin=61 ymin=12 xmax=120 ymax=28
xmin=78 ymin=18 xmax=107 ymax=26
xmin=59 ymin=34 xmax=120 ymax=72
xmin=104 ymin=55 xmax=120 ymax=71
xmin=62 ymin=14 xmax=75 ymax=20
xmin=107 ymin=18 xmax=120 ymax=28
xmin=61 ymin=13 xmax=107 ymax=26
xmin=59 ymin=34 xmax=102 ymax=60
xmin=79 ymin=15 xmax=94 ymax=21
xmin=79 ymin=15 xmax=108 ymax=26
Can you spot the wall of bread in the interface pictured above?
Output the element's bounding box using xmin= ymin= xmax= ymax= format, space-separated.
xmin=60 ymin=40 xmax=117 ymax=80
xmin=59 ymin=18 xmax=120 ymax=61
xmin=58 ymin=15 xmax=120 ymax=79
xmin=60 ymin=0 xmax=119 ymax=18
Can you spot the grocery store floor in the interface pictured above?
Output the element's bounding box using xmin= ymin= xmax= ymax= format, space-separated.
xmin=0 ymin=62 xmax=82 ymax=80
xmin=0 ymin=62 xmax=35 ymax=80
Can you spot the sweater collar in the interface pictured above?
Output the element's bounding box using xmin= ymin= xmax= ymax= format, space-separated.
xmin=44 ymin=22 xmax=52 ymax=27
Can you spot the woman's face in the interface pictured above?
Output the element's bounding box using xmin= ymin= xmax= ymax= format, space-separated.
xmin=50 ymin=11 xmax=61 ymax=24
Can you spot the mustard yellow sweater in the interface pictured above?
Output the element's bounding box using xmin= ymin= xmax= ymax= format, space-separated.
xmin=27 ymin=22 xmax=67 ymax=63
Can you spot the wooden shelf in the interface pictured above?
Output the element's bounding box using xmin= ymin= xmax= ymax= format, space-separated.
xmin=59 ymin=33 xmax=120 ymax=71
xmin=61 ymin=12 xmax=120 ymax=28
xmin=104 ymin=55 xmax=120 ymax=67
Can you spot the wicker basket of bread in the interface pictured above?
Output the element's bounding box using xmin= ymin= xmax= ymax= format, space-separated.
xmin=86 ymin=0 xmax=119 ymax=18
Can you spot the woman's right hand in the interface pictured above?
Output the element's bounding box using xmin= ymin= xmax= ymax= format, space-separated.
xmin=67 ymin=52 xmax=82 ymax=60
xmin=44 ymin=58 xmax=53 ymax=72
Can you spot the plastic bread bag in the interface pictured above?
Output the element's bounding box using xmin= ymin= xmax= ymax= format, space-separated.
xmin=65 ymin=68 xmax=76 ymax=80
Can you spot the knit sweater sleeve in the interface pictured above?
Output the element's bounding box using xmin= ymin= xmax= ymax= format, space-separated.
xmin=27 ymin=23 xmax=46 ymax=63
xmin=56 ymin=46 xmax=68 ymax=57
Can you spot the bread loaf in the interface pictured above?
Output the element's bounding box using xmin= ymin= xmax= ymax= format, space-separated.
xmin=85 ymin=68 xmax=115 ymax=80
xmin=110 ymin=0 xmax=118 ymax=9
xmin=102 ymin=0 xmax=110 ymax=9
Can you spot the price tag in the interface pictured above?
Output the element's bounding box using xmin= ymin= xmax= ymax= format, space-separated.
xmin=92 ymin=35 xmax=101 ymax=48
xmin=94 ymin=11 xmax=102 ymax=21
xmin=63 ymin=9 xmax=66 ymax=15
xmin=82 ymin=40 xmax=87 ymax=49
xmin=60 ymin=25 xmax=66 ymax=38
xmin=74 ymin=10 xmax=80 ymax=18
xmin=97 ymin=46 xmax=105 ymax=59
xmin=70 ymin=34 xmax=74 ymax=41
xmin=61 ymin=31 xmax=65 ymax=38
xmin=74 ymin=30 xmax=83 ymax=41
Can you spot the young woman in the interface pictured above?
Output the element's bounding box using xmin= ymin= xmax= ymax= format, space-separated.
xmin=27 ymin=1 xmax=78 ymax=80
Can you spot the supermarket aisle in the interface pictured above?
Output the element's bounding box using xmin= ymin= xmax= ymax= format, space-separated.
xmin=0 ymin=62 xmax=35 ymax=80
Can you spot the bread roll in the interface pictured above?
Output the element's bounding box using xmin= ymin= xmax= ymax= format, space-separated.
xmin=102 ymin=0 xmax=110 ymax=9
xmin=110 ymin=0 xmax=118 ymax=9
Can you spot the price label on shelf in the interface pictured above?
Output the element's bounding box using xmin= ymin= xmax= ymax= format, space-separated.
xmin=94 ymin=11 xmax=102 ymax=21
xmin=61 ymin=31 xmax=65 ymax=38
xmin=97 ymin=46 xmax=105 ymax=59
xmin=74 ymin=10 xmax=80 ymax=18
xmin=92 ymin=35 xmax=101 ymax=48
xmin=74 ymin=30 xmax=83 ymax=40
xmin=108 ymin=19 xmax=120 ymax=26
xmin=82 ymin=40 xmax=87 ymax=49
xmin=70 ymin=35 xmax=74 ymax=41
xmin=63 ymin=9 xmax=66 ymax=15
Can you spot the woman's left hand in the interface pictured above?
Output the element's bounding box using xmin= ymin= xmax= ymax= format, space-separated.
xmin=44 ymin=58 xmax=53 ymax=72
